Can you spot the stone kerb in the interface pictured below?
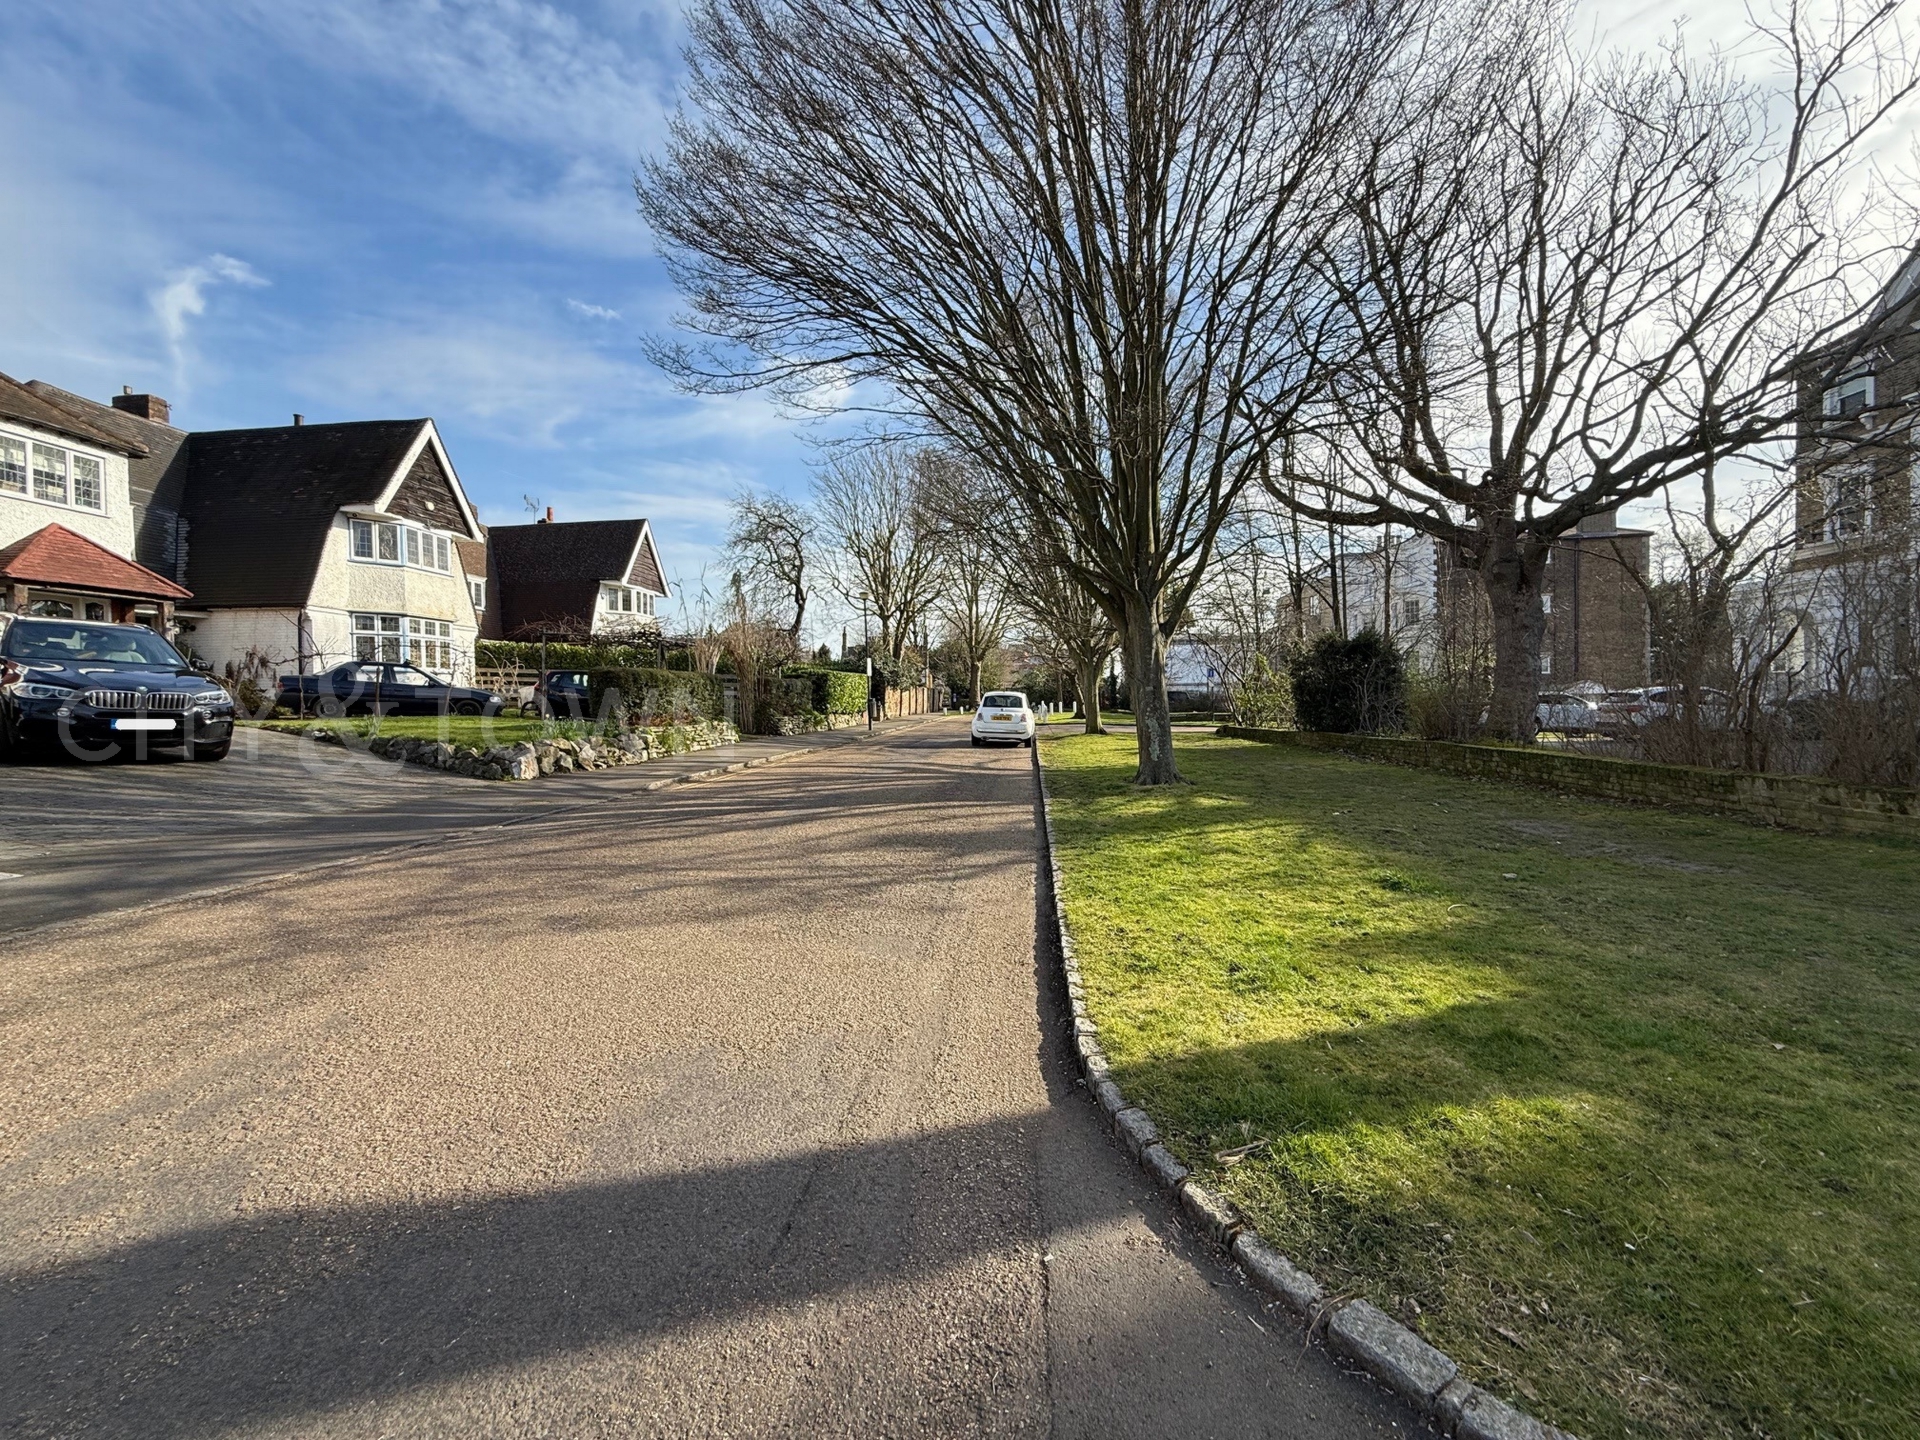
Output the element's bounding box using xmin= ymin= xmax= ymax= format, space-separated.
xmin=1031 ymin=742 xmax=1578 ymax=1440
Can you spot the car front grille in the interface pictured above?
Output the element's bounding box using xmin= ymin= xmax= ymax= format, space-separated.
xmin=83 ymin=690 xmax=195 ymax=712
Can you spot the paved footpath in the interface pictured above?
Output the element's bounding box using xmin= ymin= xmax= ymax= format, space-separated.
xmin=0 ymin=719 xmax=1428 ymax=1438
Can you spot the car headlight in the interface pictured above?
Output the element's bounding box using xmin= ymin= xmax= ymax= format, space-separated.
xmin=10 ymin=682 xmax=77 ymax=700
xmin=191 ymin=690 xmax=231 ymax=706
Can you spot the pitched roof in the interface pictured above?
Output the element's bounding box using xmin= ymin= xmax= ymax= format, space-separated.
xmin=0 ymin=372 xmax=146 ymax=455
xmin=178 ymin=420 xmax=430 ymax=607
xmin=0 ymin=523 xmax=192 ymax=600
xmin=486 ymin=519 xmax=663 ymax=637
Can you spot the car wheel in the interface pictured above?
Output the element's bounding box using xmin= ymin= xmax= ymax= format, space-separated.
xmin=191 ymin=738 xmax=231 ymax=762
xmin=970 ymin=735 xmax=981 ymax=747
xmin=315 ymin=695 xmax=347 ymax=718
xmin=1024 ymin=737 xmax=1034 ymax=748
xmin=452 ymin=699 xmax=483 ymax=717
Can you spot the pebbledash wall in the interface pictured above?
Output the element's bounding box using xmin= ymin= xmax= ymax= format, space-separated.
xmin=1217 ymin=727 xmax=1920 ymax=841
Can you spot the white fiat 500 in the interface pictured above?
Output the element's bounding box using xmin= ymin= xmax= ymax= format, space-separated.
xmin=971 ymin=691 xmax=1035 ymax=747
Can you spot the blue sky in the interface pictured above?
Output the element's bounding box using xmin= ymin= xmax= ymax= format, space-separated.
xmin=0 ymin=0 xmax=850 ymax=623
xmin=0 ymin=0 xmax=1893 ymax=625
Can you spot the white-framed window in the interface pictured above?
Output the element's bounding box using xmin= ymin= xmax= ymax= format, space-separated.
xmin=1542 ymin=592 xmax=1553 ymax=614
xmin=1539 ymin=653 xmax=1553 ymax=675
xmin=1824 ymin=371 xmax=1874 ymax=419
xmin=468 ymin=577 xmax=486 ymax=611
xmin=1401 ymin=597 xmax=1421 ymax=624
xmin=348 ymin=518 xmax=456 ymax=572
xmin=407 ymin=617 xmax=455 ymax=671
xmin=1823 ymin=464 xmax=1871 ymax=541
xmin=0 ymin=436 xmax=24 ymax=494
xmin=352 ymin=613 xmax=457 ymax=671
xmin=0 ymin=429 xmax=106 ymax=513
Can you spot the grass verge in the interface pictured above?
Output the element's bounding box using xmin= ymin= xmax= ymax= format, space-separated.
xmin=240 ymin=715 xmax=567 ymax=747
xmin=1042 ymin=732 xmax=1920 ymax=1440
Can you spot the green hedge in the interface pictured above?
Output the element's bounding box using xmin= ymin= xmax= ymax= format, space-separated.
xmin=784 ymin=664 xmax=870 ymax=715
xmin=476 ymin=639 xmax=659 ymax=671
xmin=584 ymin=667 xmax=725 ymax=724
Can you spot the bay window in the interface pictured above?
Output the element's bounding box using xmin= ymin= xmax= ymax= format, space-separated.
xmin=351 ymin=613 xmax=457 ymax=672
xmin=1 ymin=436 xmax=27 ymax=494
xmin=347 ymin=517 xmax=456 ymax=572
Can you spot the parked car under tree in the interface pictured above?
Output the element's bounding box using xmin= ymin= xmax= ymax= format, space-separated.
xmin=0 ymin=617 xmax=236 ymax=761
xmin=277 ymin=662 xmax=507 ymax=718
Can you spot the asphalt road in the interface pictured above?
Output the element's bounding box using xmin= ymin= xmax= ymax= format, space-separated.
xmin=0 ymin=719 xmax=1428 ymax=1438
xmin=0 ymin=725 xmax=842 ymax=936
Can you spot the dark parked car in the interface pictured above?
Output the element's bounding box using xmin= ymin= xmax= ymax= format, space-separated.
xmin=277 ymin=662 xmax=507 ymax=718
xmin=0 ymin=617 xmax=236 ymax=761
xmin=521 ymin=670 xmax=591 ymax=719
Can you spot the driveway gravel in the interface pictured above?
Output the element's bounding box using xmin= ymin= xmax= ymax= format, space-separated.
xmin=0 ymin=720 xmax=1425 ymax=1438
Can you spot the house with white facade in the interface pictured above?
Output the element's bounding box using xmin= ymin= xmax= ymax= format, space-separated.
xmin=0 ymin=374 xmax=194 ymax=627
xmin=5 ymin=375 xmax=487 ymax=684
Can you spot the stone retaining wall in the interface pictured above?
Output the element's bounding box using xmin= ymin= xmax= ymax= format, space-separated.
xmin=1216 ymin=727 xmax=1920 ymax=840
xmin=303 ymin=720 xmax=739 ymax=781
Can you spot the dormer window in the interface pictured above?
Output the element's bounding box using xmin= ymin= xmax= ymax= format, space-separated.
xmin=1823 ymin=371 xmax=1874 ymax=419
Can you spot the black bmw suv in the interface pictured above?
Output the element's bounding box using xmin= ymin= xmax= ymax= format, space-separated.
xmin=0 ymin=617 xmax=237 ymax=761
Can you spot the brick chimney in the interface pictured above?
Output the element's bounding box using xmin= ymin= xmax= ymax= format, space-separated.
xmin=111 ymin=387 xmax=171 ymax=425
xmin=540 ymin=506 xmax=553 ymax=524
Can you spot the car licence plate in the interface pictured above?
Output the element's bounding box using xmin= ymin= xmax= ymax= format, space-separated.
xmin=991 ymin=713 xmax=1011 ymax=721
xmin=110 ymin=718 xmax=177 ymax=731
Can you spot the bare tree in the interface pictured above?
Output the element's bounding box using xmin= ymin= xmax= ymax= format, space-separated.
xmin=921 ymin=453 xmax=1012 ymax=706
xmin=812 ymin=445 xmax=944 ymax=665
xmin=1272 ymin=0 xmax=1919 ymax=738
xmin=639 ymin=0 xmax=1403 ymax=783
xmin=727 ymin=490 xmax=814 ymax=644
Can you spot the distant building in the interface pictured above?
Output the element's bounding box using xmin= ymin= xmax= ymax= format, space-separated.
xmin=481 ymin=514 xmax=669 ymax=642
xmin=1293 ymin=520 xmax=1651 ymax=689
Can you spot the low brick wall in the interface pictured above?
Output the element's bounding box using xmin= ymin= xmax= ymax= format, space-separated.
xmin=1215 ymin=726 xmax=1920 ymax=841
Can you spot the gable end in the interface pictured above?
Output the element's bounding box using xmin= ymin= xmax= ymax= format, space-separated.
xmin=387 ymin=444 xmax=478 ymax=538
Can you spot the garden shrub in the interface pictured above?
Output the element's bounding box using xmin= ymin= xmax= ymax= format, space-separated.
xmin=584 ymin=667 xmax=725 ymax=726
xmin=784 ymin=664 xmax=870 ymax=716
xmin=478 ymin=639 xmax=659 ymax=671
xmin=1230 ymin=654 xmax=1294 ymax=728
xmin=1289 ymin=629 xmax=1407 ymax=733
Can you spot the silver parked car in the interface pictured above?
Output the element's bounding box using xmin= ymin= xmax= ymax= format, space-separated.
xmin=1534 ymin=691 xmax=1603 ymax=735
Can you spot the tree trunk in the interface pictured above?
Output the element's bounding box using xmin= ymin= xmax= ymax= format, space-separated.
xmin=1075 ymin=652 xmax=1105 ymax=735
xmin=1477 ymin=536 xmax=1548 ymax=742
xmin=1123 ymin=599 xmax=1182 ymax=784
xmin=971 ymin=656 xmax=982 ymax=707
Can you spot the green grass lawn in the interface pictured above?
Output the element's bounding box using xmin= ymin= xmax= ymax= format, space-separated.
xmin=1042 ymin=732 xmax=1920 ymax=1440
xmin=241 ymin=715 xmax=560 ymax=746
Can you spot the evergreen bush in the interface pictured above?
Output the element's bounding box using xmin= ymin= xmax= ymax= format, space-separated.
xmin=1289 ymin=629 xmax=1407 ymax=734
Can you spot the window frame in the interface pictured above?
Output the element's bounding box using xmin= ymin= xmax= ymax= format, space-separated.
xmin=346 ymin=517 xmax=459 ymax=574
xmin=0 ymin=426 xmax=108 ymax=515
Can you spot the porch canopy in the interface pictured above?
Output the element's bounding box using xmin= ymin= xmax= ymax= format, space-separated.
xmin=0 ymin=522 xmax=193 ymax=628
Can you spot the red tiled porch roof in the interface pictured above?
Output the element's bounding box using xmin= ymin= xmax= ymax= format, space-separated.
xmin=0 ymin=523 xmax=193 ymax=601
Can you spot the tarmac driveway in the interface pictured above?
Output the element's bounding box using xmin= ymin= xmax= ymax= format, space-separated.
xmin=0 ymin=725 xmax=826 ymax=936
xmin=0 ymin=720 xmax=1424 ymax=1438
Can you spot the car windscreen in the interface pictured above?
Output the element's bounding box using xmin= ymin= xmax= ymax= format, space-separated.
xmin=980 ymin=694 xmax=1025 ymax=710
xmin=5 ymin=622 xmax=186 ymax=667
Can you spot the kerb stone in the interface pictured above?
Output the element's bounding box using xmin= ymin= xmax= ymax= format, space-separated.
xmin=1230 ymin=1233 xmax=1323 ymax=1314
xmin=1326 ymin=1299 xmax=1458 ymax=1407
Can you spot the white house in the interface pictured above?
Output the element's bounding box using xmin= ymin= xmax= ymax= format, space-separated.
xmin=0 ymin=374 xmax=193 ymax=626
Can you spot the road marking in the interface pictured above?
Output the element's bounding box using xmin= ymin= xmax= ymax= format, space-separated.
xmin=0 ymin=872 xmax=21 ymax=881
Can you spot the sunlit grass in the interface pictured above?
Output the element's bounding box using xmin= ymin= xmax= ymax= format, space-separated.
xmin=1044 ymin=733 xmax=1920 ymax=1439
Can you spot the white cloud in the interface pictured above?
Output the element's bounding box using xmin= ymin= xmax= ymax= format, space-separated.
xmin=151 ymin=255 xmax=270 ymax=390
xmin=566 ymin=298 xmax=622 ymax=321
